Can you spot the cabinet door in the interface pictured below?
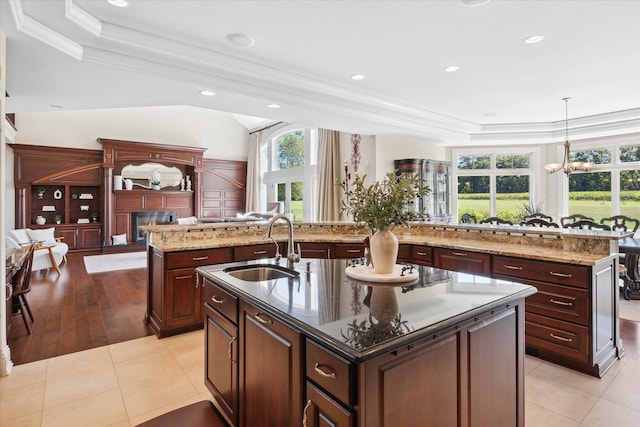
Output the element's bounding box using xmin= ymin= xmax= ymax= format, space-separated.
xmin=303 ymin=382 xmax=354 ymax=427
xmin=468 ymin=308 xmax=520 ymax=427
xmin=78 ymin=226 xmax=102 ymax=249
xmin=363 ymin=333 xmax=460 ymax=426
xmin=166 ymin=268 xmax=202 ymax=329
xmin=205 ymin=304 xmax=239 ymax=426
xmin=56 ymin=227 xmax=78 ymax=250
xmin=240 ymin=300 xmax=302 ymax=427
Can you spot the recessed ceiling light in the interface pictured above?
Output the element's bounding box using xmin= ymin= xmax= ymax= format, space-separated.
xmin=200 ymin=90 xmax=216 ymax=96
xmin=106 ymin=0 xmax=129 ymax=8
xmin=351 ymin=74 xmax=365 ymax=81
xmin=267 ymin=104 xmax=280 ymax=109
xmin=461 ymin=0 xmax=490 ymax=7
xmin=444 ymin=65 xmax=460 ymax=73
xmin=524 ymin=34 xmax=545 ymax=44
xmin=226 ymin=33 xmax=255 ymax=47
xmin=51 ymin=104 xmax=63 ymax=109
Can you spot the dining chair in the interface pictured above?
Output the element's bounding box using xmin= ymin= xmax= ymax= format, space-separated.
xmin=461 ymin=213 xmax=477 ymax=224
xmin=560 ymin=214 xmax=594 ymax=227
xmin=479 ymin=216 xmax=513 ymax=226
xmin=565 ymin=219 xmax=611 ymax=231
xmin=520 ymin=218 xmax=560 ymax=228
xmin=600 ymin=215 xmax=640 ymax=233
xmin=523 ymin=212 xmax=554 ymax=223
xmin=10 ymin=243 xmax=36 ymax=334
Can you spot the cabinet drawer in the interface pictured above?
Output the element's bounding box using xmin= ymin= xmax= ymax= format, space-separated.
xmin=299 ymin=242 xmax=332 ymax=259
xmin=306 ymin=340 xmax=355 ymax=406
xmin=334 ymin=243 xmax=365 ymax=259
xmin=525 ymin=282 xmax=589 ymax=325
xmin=234 ymin=244 xmax=278 ymax=262
xmin=204 ymin=279 xmax=238 ymax=324
xmin=525 ymin=312 xmax=589 ymax=364
xmin=410 ymin=245 xmax=433 ymax=265
xmin=166 ymin=247 xmax=233 ymax=269
xmin=433 ymin=248 xmax=490 ymax=276
xmin=493 ymin=256 xmax=590 ymax=289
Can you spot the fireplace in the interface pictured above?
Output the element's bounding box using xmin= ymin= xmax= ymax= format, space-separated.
xmin=132 ymin=211 xmax=177 ymax=243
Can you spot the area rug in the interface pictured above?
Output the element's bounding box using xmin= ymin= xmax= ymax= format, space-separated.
xmin=83 ymin=251 xmax=147 ymax=274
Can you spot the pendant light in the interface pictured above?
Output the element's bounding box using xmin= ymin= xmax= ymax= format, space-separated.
xmin=544 ymin=97 xmax=594 ymax=174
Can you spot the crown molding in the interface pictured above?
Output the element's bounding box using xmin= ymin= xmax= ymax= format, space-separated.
xmin=65 ymin=0 xmax=101 ymax=37
xmin=7 ymin=0 xmax=639 ymax=146
xmin=8 ymin=0 xmax=83 ymax=60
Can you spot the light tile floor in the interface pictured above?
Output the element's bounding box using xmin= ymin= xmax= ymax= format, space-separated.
xmin=1 ymin=330 xmax=639 ymax=426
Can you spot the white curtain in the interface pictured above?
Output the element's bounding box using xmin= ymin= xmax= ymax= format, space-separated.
xmin=316 ymin=129 xmax=342 ymax=221
xmin=245 ymin=131 xmax=261 ymax=212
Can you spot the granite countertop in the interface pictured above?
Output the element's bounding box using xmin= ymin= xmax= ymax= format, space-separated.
xmin=196 ymin=258 xmax=537 ymax=362
xmin=150 ymin=232 xmax=610 ymax=265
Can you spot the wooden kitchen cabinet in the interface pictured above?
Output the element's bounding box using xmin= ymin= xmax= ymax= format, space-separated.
xmin=239 ymin=299 xmax=303 ymax=427
xmin=492 ymin=254 xmax=618 ymax=377
xmin=333 ymin=243 xmax=365 ymax=259
xmin=299 ymin=242 xmax=333 ymax=259
xmin=433 ymin=247 xmax=490 ymax=276
xmin=233 ymin=243 xmax=279 ymax=261
xmin=165 ymin=267 xmax=202 ymax=329
xmin=410 ymin=244 xmax=433 ymax=266
xmin=304 ymin=382 xmax=354 ymax=427
xmin=146 ymin=246 xmax=233 ymax=337
xmin=205 ymin=302 xmax=239 ymax=426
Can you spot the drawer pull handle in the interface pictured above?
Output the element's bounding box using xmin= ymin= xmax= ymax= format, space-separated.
xmin=254 ymin=250 xmax=267 ymax=255
xmin=211 ymin=295 xmax=225 ymax=304
xmin=550 ymin=298 xmax=573 ymax=307
xmin=347 ymin=249 xmax=361 ymax=253
xmin=314 ymin=363 xmax=337 ymax=379
xmin=549 ymin=271 xmax=572 ymax=278
xmin=452 ymin=252 xmax=467 ymax=257
xmin=504 ymin=264 xmax=523 ymax=270
xmin=192 ymin=256 xmax=208 ymax=261
xmin=254 ymin=312 xmax=273 ymax=324
xmin=416 ymin=251 xmax=428 ymax=256
xmin=228 ymin=337 xmax=236 ymax=362
xmin=302 ymin=400 xmax=312 ymax=427
xmin=550 ymin=333 xmax=573 ymax=343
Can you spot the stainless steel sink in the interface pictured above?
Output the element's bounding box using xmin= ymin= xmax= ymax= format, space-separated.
xmin=223 ymin=264 xmax=299 ymax=282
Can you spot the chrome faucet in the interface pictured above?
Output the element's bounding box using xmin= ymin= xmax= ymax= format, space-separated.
xmin=266 ymin=214 xmax=300 ymax=269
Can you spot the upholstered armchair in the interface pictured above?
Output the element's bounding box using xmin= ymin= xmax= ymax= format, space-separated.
xmin=6 ymin=228 xmax=69 ymax=275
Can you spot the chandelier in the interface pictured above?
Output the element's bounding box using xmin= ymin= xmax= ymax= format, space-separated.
xmin=544 ymin=97 xmax=593 ymax=174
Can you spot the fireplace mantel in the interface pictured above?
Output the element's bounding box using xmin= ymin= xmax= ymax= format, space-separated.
xmin=98 ymin=138 xmax=207 ymax=246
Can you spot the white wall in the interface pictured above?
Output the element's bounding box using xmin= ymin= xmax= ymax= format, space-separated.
xmin=14 ymin=105 xmax=250 ymax=160
xmin=374 ymin=135 xmax=448 ymax=181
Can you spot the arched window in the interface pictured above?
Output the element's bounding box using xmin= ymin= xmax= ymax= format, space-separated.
xmin=261 ymin=127 xmax=317 ymax=222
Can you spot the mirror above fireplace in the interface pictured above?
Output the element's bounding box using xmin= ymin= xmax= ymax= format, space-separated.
xmin=121 ymin=162 xmax=183 ymax=189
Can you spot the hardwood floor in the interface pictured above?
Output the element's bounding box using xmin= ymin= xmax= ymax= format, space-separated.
xmin=7 ymin=252 xmax=640 ymax=367
xmin=8 ymin=251 xmax=152 ymax=365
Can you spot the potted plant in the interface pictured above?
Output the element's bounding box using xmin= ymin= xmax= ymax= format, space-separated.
xmin=90 ymin=210 xmax=100 ymax=223
xmin=54 ymin=214 xmax=63 ymax=224
xmin=149 ymin=169 xmax=162 ymax=190
xmin=36 ymin=185 xmax=46 ymax=199
xmin=340 ymin=171 xmax=430 ymax=273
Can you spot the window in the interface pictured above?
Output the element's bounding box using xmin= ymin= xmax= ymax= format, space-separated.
xmin=564 ymin=140 xmax=640 ymax=221
xmin=261 ymin=127 xmax=317 ymax=222
xmin=453 ymin=148 xmax=540 ymax=224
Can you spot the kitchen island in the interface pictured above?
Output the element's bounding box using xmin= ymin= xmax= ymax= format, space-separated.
xmin=196 ymin=258 xmax=536 ymax=427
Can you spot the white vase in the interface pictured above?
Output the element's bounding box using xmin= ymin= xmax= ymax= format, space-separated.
xmin=369 ymin=228 xmax=399 ymax=274
xmin=113 ymin=175 xmax=123 ymax=190
xmin=152 ymin=184 xmax=161 ymax=191
xmin=124 ymin=179 xmax=133 ymax=190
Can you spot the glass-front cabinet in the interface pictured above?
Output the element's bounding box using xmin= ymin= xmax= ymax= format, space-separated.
xmin=394 ymin=158 xmax=451 ymax=221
